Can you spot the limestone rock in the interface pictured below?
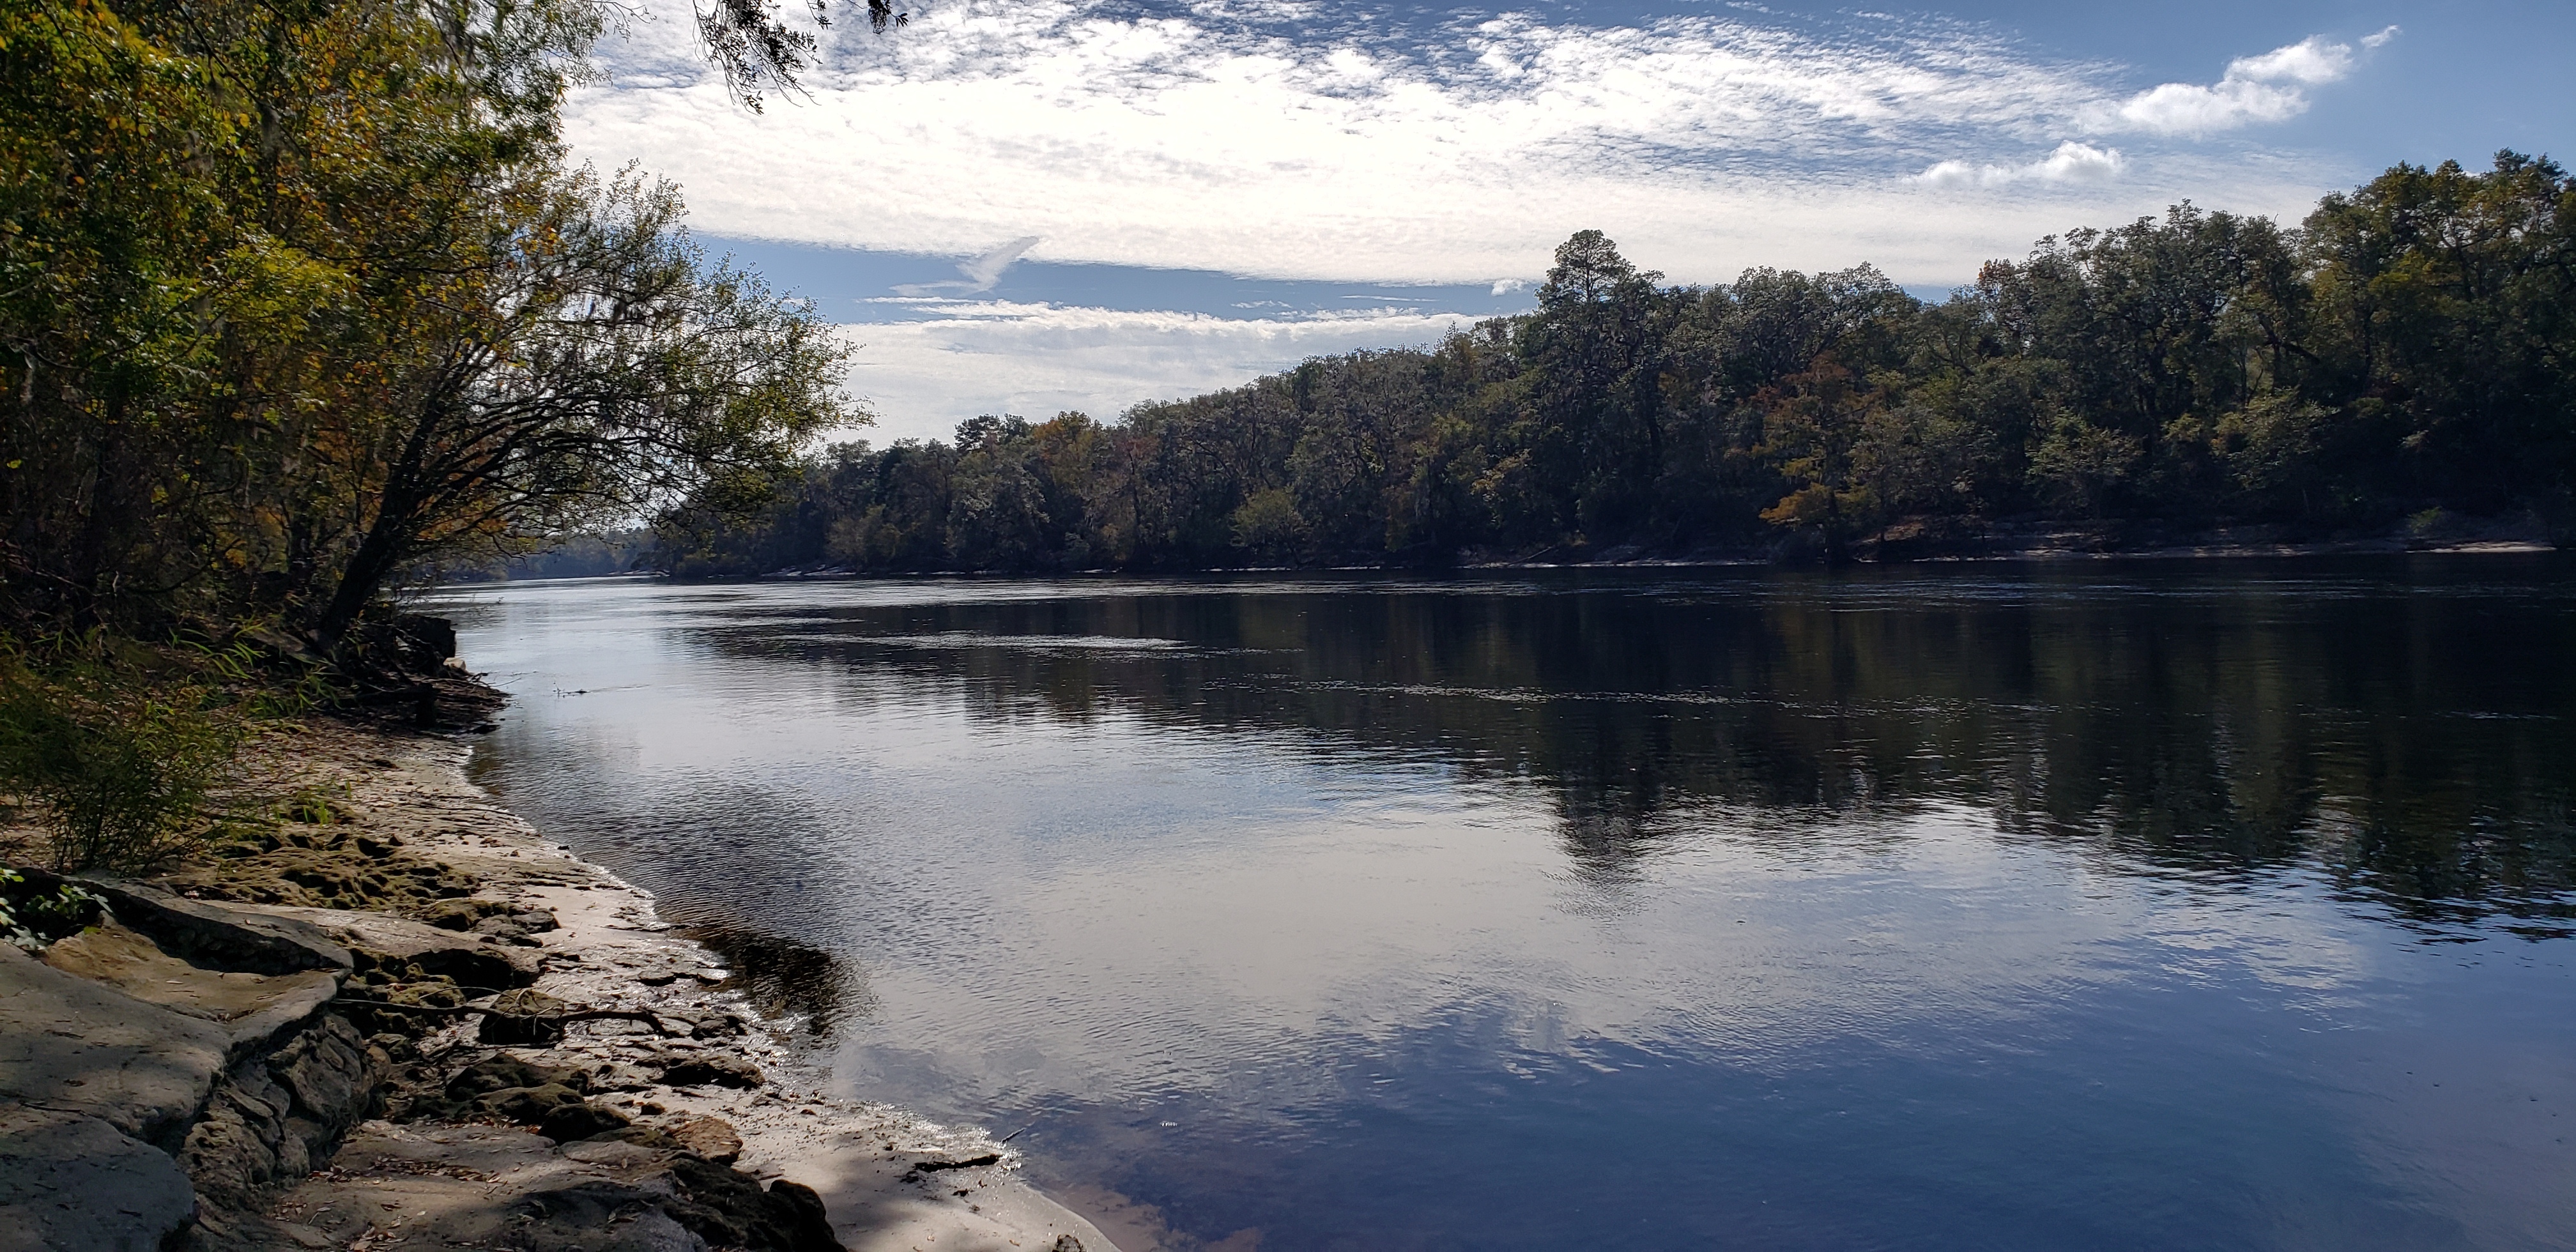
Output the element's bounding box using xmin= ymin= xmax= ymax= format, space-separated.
xmin=0 ymin=945 xmax=229 ymax=1144
xmin=657 ymin=1053 xmax=763 ymax=1090
xmin=540 ymin=1099 xmax=633 ymax=1142
xmin=479 ymin=986 xmax=571 ymax=1044
xmin=444 ymin=1055 xmax=592 ymax=1101
xmin=80 ymin=880 xmax=352 ymax=977
xmin=668 ymin=1115 xmax=742 ymax=1163
xmin=471 ymin=1081 xmax=586 ymax=1126
xmin=41 ymin=922 xmax=342 ymax=1053
xmin=257 ymin=906 xmax=540 ymax=989
xmin=663 ymin=1155 xmax=841 ymax=1252
xmin=416 ymin=897 xmax=509 ymax=931
xmin=180 ymin=1014 xmax=385 ymax=1212
xmin=264 ymin=1120 xmax=838 ymax=1252
xmin=0 ymin=1103 xmax=197 ymax=1252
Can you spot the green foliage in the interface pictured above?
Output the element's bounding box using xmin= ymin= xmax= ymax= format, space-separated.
xmin=0 ymin=867 xmax=106 ymax=952
xmin=1231 ymin=489 xmax=1308 ymax=563
xmin=280 ymin=781 xmax=349 ymax=826
xmin=1 ymin=0 xmax=859 ymax=652
xmin=0 ymin=637 xmax=258 ymax=869
xmin=652 ymin=152 xmax=2575 ymax=574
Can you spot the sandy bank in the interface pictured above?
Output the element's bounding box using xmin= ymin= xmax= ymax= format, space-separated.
xmin=1 ymin=714 xmax=1117 ymax=1252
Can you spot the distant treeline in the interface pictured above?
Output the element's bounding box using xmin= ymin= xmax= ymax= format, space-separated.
xmin=434 ymin=531 xmax=656 ymax=583
xmin=652 ymin=153 xmax=2575 ymax=575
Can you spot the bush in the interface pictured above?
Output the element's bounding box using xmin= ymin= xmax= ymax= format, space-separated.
xmin=0 ymin=867 xmax=105 ymax=951
xmin=0 ymin=636 xmax=267 ymax=871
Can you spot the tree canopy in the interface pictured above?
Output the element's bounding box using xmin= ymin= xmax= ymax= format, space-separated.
xmin=656 ymin=155 xmax=2575 ymax=575
xmin=1 ymin=0 xmax=859 ymax=647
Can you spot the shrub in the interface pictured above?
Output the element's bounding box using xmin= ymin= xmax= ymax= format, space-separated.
xmin=0 ymin=636 xmax=263 ymax=870
xmin=0 ymin=867 xmax=105 ymax=951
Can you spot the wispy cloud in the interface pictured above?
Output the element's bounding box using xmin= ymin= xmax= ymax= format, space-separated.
xmin=574 ymin=3 xmax=2370 ymax=286
xmin=2097 ymin=29 xmax=2397 ymax=137
xmin=841 ymin=302 xmax=1480 ymax=441
xmin=891 ymin=235 xmax=1042 ymax=296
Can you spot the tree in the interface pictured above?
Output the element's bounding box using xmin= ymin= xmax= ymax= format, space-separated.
xmin=305 ymin=171 xmax=850 ymax=643
xmin=629 ymin=165 xmax=2576 ymax=576
xmin=1520 ymin=231 xmax=1669 ymax=538
xmin=1 ymin=0 xmax=859 ymax=648
xmin=2303 ymin=153 xmax=2576 ymax=517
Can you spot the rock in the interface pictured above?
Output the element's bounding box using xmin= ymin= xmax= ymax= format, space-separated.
xmin=664 ymin=1155 xmax=843 ymax=1252
xmin=0 ymin=1103 xmax=198 ymax=1252
xmin=260 ymin=1122 xmax=714 ymax=1251
xmin=561 ymin=1137 xmax=671 ymax=1168
xmin=586 ymin=1060 xmax=663 ymax=1093
xmin=416 ymin=897 xmax=503 ymax=931
xmin=270 ymin=1014 xmax=379 ymax=1136
xmin=263 ymin=1120 xmax=847 ymax=1252
xmin=668 ymin=1115 xmax=742 ymax=1163
xmin=150 ymin=806 xmax=482 ymax=912
xmin=478 ymin=987 xmax=571 ymax=1044
xmin=540 ymin=1099 xmax=634 ymax=1142
xmin=261 ymin=906 xmax=540 ymax=990
xmin=443 ymin=1056 xmax=590 ymax=1102
xmin=765 ymin=1180 xmax=834 ymax=1246
xmin=470 ymin=1081 xmax=586 ymax=1126
xmin=79 ymin=880 xmax=352 ymax=977
xmin=0 ymin=945 xmax=230 ymax=1145
xmin=662 ymin=1010 xmax=747 ymax=1040
xmin=41 ymin=922 xmax=343 ymax=1053
xmin=177 ymin=1015 xmax=385 ymax=1212
xmin=597 ymin=1125 xmax=689 ymax=1153
xmin=657 ymin=1053 xmax=763 ymax=1090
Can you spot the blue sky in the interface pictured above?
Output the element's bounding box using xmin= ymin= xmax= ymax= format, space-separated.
xmin=567 ymin=0 xmax=2575 ymax=441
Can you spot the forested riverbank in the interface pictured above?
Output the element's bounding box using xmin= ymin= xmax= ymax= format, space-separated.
xmin=0 ymin=0 xmax=854 ymax=872
xmin=652 ymin=156 xmax=2574 ymax=575
xmin=0 ymin=1 xmax=1066 ymax=1244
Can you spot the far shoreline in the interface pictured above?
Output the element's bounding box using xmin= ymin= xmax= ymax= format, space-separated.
xmin=440 ymin=532 xmax=2562 ymax=590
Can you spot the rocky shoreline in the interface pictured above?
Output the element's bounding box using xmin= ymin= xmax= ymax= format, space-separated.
xmin=1 ymin=715 xmax=1115 ymax=1252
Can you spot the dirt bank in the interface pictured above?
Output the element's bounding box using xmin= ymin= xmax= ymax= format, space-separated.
xmin=1 ymin=712 xmax=1116 ymax=1252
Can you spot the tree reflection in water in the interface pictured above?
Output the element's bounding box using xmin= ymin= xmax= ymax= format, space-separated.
xmin=711 ymin=559 xmax=2575 ymax=935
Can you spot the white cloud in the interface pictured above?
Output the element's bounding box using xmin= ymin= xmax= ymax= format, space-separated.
xmin=839 ymin=303 xmax=1481 ymax=443
xmin=569 ymin=1 xmax=2358 ymax=287
xmin=890 ymin=235 xmax=1041 ymax=296
xmin=2099 ymin=31 xmax=2391 ymax=137
xmin=1918 ymin=141 xmax=2124 ymax=189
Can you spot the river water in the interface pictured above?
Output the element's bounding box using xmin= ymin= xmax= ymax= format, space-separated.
xmin=423 ymin=560 xmax=2576 ymax=1251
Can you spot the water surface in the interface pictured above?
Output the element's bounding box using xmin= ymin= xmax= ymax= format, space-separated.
xmin=425 ymin=561 xmax=2576 ymax=1251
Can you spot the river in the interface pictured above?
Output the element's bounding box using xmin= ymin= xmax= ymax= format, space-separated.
xmin=423 ymin=558 xmax=2576 ymax=1251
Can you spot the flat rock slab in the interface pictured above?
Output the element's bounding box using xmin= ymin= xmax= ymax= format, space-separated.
xmin=264 ymin=1121 xmax=707 ymax=1251
xmin=43 ymin=922 xmax=342 ymax=1052
xmin=0 ymin=1102 xmax=197 ymax=1252
xmin=82 ymin=881 xmax=353 ymax=977
xmin=245 ymin=905 xmax=542 ymax=989
xmin=0 ymin=945 xmax=229 ymax=1143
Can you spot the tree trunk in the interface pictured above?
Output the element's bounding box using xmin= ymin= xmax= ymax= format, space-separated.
xmin=310 ymin=492 xmax=417 ymax=651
